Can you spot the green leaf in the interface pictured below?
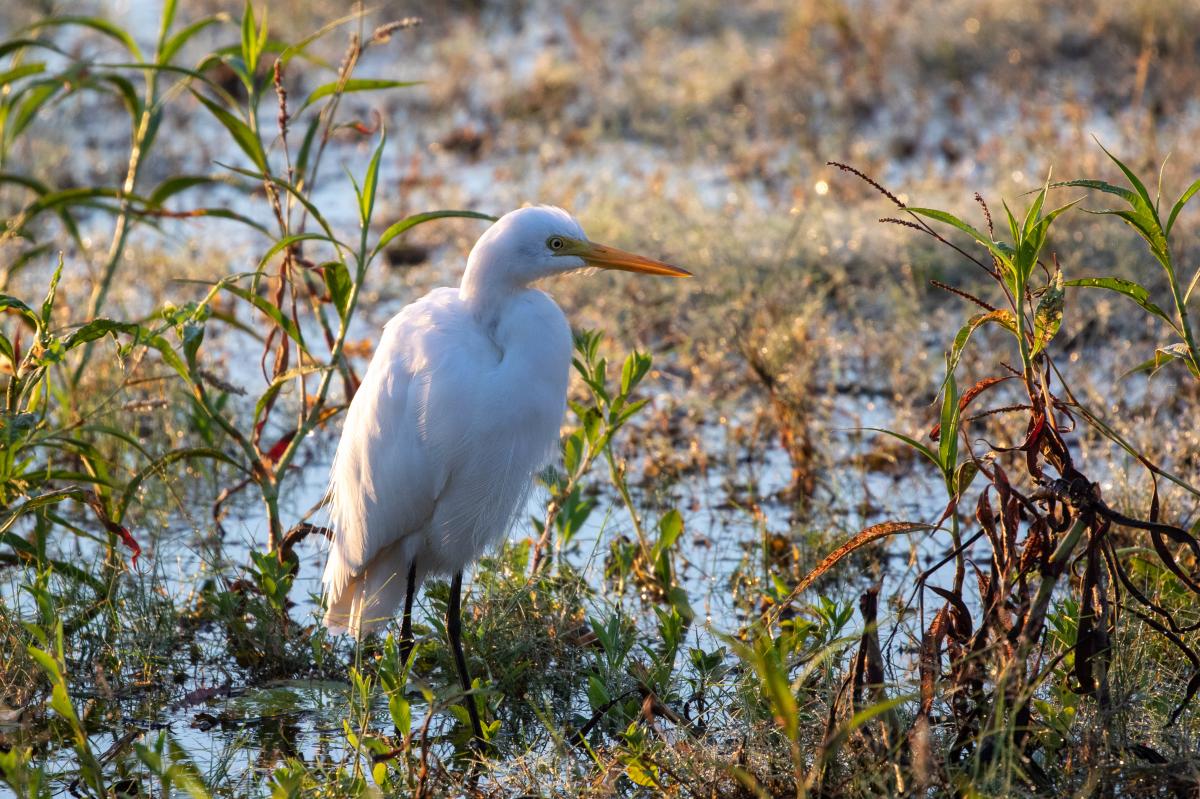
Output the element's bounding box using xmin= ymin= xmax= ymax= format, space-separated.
xmin=294 ymin=116 xmax=321 ymax=182
xmin=215 ymin=162 xmax=335 ymax=239
xmin=389 ymin=695 xmax=411 ymax=734
xmin=1090 ymin=207 xmax=1168 ymax=263
xmin=1121 ymin=343 xmax=1196 ymax=380
xmin=58 ymin=314 xmax=190 ymax=382
xmin=191 ymin=90 xmax=267 ymax=172
xmin=0 ymin=171 xmax=53 ymax=199
xmin=241 ymin=1 xmax=258 ymax=74
xmin=1050 ymin=179 xmax=1138 ymax=206
xmin=25 ymin=645 xmax=65 ymax=689
xmin=219 ymin=281 xmax=306 ymax=350
xmin=373 ymin=210 xmax=494 ymax=258
xmin=614 ymin=397 xmax=649 ymax=428
xmin=1166 ymin=177 xmax=1200 ymax=238
xmin=322 ymin=261 xmax=352 ymax=319
xmin=0 ymin=295 xmax=38 ymax=326
xmin=8 ymin=81 xmax=60 ymax=143
xmin=256 ymin=232 xmax=344 ymax=271
xmin=255 ymin=7 xmax=270 ymax=68
xmin=296 ymin=78 xmax=420 ymax=114
xmin=1032 ymin=267 xmax=1065 ymax=356
xmin=159 ymin=15 xmax=223 ymax=65
xmin=177 ymin=207 xmax=272 ymax=237
xmin=22 ymin=16 xmax=145 ymax=61
xmin=948 ymin=309 xmax=1017 ymax=373
xmin=752 ymin=644 xmax=798 ymax=740
xmin=1002 ymin=200 xmax=1021 ymax=247
xmin=906 ymin=207 xmax=1013 ymax=266
xmin=953 ymin=459 xmax=979 ymax=497
xmin=182 ymin=320 xmax=205 ymax=368
xmin=0 ymin=63 xmax=46 ymax=86
xmin=1064 ymin=276 xmax=1178 ymax=332
xmin=1060 ymin=145 xmax=1176 ymax=268
xmin=117 ymin=447 xmax=245 ymax=522
xmin=40 ymin=256 xmax=64 ymax=327
xmin=655 ymin=509 xmax=683 ymax=557
xmin=1098 ymin=141 xmax=1160 ymax=225
xmin=1013 ymin=197 xmax=1078 ymax=285
xmin=562 ymin=430 xmax=584 ymax=476
xmin=360 ymin=133 xmax=386 ymax=226
xmin=156 ymin=0 xmax=178 ymax=51
xmin=253 ymin=364 xmax=325 ymax=427
xmin=0 ymin=488 xmax=87 ymax=535
xmin=447 ymin=703 xmax=472 ymax=731
xmin=62 ymin=318 xmax=140 ymax=350
xmin=938 ymin=361 xmax=958 ymax=474
xmin=1022 ymin=179 xmax=1048 ymax=238
xmin=619 ymin=351 xmax=651 ymax=395
xmin=25 ymin=185 xmax=134 ymax=216
xmin=0 ymin=38 xmax=66 ymax=60
xmin=147 ymin=175 xmax=217 ymax=206
xmin=586 ymin=674 xmax=610 ymax=709
xmin=625 ymin=759 xmax=660 ymax=788
xmin=862 ymin=427 xmax=941 ymax=473
xmin=148 ymin=334 xmax=191 ymax=382
xmin=93 ymin=73 xmax=142 ymax=120
xmin=581 ymin=406 xmax=602 ymax=447
xmin=56 ymin=320 xmax=190 ymax=386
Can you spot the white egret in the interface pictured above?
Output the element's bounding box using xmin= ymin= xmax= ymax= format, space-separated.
xmin=321 ymin=205 xmax=689 ymax=741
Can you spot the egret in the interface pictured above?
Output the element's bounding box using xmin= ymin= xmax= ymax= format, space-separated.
xmin=321 ymin=205 xmax=689 ymax=741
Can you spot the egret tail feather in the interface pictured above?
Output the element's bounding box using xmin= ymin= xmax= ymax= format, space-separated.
xmin=323 ymin=551 xmax=417 ymax=639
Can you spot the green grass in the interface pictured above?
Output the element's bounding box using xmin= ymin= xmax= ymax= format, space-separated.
xmin=2 ymin=2 xmax=1200 ymax=797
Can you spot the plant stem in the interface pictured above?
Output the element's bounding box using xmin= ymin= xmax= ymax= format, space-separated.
xmin=1165 ymin=253 xmax=1200 ymax=376
xmin=73 ymin=31 xmax=166 ymax=384
xmin=604 ymin=448 xmax=649 ymax=556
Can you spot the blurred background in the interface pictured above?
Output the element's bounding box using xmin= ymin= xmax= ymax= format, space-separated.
xmin=5 ymin=0 xmax=1199 ymax=359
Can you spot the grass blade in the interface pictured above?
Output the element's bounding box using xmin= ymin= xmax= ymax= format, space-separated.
xmin=1166 ymin=178 xmax=1200 ymax=238
xmin=907 ymin=207 xmax=1013 ymax=267
xmin=21 ymin=16 xmax=144 ymax=61
xmin=373 ymin=210 xmax=495 ymax=259
xmin=191 ymin=91 xmax=267 ymax=172
xmin=219 ymin=281 xmax=307 ymax=351
xmin=296 ymin=78 xmax=420 ymax=114
xmin=1064 ymin=277 xmax=1179 ymax=333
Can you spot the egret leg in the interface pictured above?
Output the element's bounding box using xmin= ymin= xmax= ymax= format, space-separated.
xmin=398 ymin=560 xmax=417 ymax=667
xmin=448 ymin=571 xmax=484 ymax=743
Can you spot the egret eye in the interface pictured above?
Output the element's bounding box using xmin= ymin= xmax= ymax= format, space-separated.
xmin=547 ymin=236 xmax=565 ymax=252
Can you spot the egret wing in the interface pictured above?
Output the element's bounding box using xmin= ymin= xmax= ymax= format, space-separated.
xmin=322 ymin=288 xmax=496 ymax=596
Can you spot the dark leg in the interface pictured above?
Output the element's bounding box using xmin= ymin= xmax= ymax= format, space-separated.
xmin=398 ymin=559 xmax=417 ymax=667
xmin=448 ymin=571 xmax=484 ymax=743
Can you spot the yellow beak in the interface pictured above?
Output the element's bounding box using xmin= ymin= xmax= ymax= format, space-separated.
xmin=570 ymin=239 xmax=692 ymax=278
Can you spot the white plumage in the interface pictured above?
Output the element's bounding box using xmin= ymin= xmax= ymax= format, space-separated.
xmin=321 ymin=205 xmax=689 ymax=642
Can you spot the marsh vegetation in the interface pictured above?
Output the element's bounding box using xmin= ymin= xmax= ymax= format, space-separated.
xmin=2 ymin=1 xmax=1199 ymax=796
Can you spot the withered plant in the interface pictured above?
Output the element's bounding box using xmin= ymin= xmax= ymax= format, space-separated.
xmin=773 ymin=153 xmax=1200 ymax=792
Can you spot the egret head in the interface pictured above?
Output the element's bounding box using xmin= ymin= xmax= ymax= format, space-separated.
xmin=462 ymin=205 xmax=689 ymax=301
